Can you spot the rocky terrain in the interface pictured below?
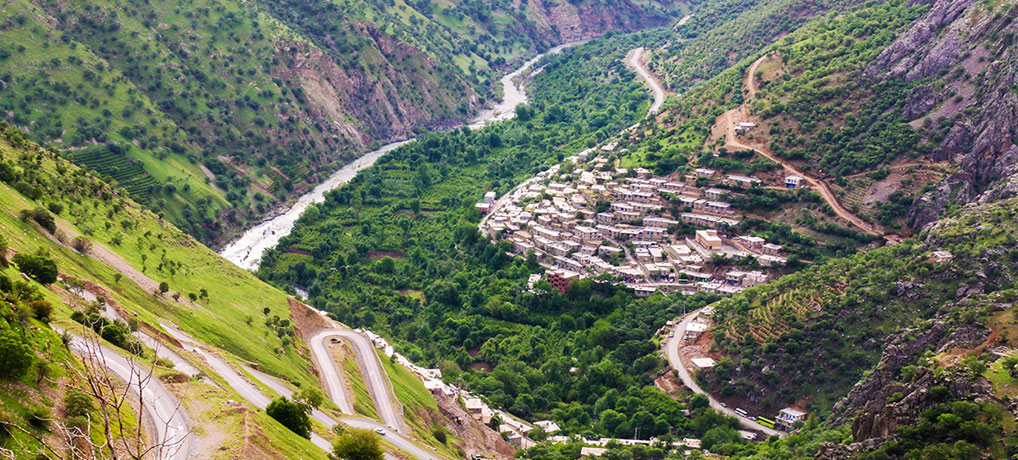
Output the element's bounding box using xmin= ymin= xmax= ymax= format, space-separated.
xmin=868 ymin=0 xmax=1018 ymax=228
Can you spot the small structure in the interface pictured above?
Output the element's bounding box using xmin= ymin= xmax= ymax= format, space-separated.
xmin=484 ymin=191 xmax=497 ymax=204
xmin=580 ymin=447 xmax=608 ymax=457
xmin=776 ymin=407 xmax=808 ymax=431
xmin=685 ymin=322 xmax=708 ymax=340
xmin=695 ymin=230 xmax=722 ymax=250
xmin=735 ymin=122 xmax=756 ymax=131
xmin=475 ymin=202 xmax=493 ymax=213
xmin=535 ymin=420 xmax=561 ymax=434
xmin=785 ymin=175 xmax=803 ymax=188
xmin=691 ymin=357 xmax=716 ymax=369
xmin=930 ymin=251 xmax=953 ymax=263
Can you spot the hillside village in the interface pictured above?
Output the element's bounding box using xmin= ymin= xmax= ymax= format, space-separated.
xmin=479 ymin=148 xmax=795 ymax=296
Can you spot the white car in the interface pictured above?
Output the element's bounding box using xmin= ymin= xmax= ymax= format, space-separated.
xmin=375 ymin=428 xmax=386 ymax=436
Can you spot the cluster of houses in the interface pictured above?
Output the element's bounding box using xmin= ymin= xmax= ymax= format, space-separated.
xmin=545 ymin=435 xmax=703 ymax=457
xmin=478 ymin=154 xmax=790 ymax=296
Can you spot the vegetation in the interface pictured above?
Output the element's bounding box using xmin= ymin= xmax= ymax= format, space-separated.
xmin=333 ymin=427 xmax=385 ymax=460
xmin=0 ymin=0 xmax=679 ymax=244
xmin=266 ymin=396 xmax=313 ymax=439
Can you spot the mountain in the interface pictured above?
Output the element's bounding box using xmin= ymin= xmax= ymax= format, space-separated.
xmin=0 ymin=0 xmax=681 ymax=245
xmin=0 ymin=123 xmax=510 ymax=459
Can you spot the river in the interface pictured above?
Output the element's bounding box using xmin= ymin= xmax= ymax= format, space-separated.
xmin=219 ymin=42 xmax=582 ymax=271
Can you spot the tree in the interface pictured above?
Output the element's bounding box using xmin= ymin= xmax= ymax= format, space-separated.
xmin=12 ymin=252 xmax=58 ymax=284
xmin=295 ymin=387 xmax=325 ymax=412
xmin=689 ymin=393 xmax=710 ymax=410
xmin=266 ymin=397 xmax=311 ymax=438
xmin=159 ymin=281 xmax=170 ymax=294
xmin=0 ymin=327 xmax=33 ymax=378
xmin=332 ymin=428 xmax=384 ymax=460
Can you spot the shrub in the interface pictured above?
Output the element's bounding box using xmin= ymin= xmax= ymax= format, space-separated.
xmin=28 ymin=300 xmax=52 ymax=322
xmin=0 ymin=328 xmax=33 ymax=379
xmin=71 ymin=236 xmax=92 ymax=254
xmin=63 ymin=391 xmax=95 ymax=418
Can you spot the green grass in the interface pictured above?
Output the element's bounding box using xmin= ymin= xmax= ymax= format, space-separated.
xmin=376 ymin=349 xmax=465 ymax=459
xmin=340 ymin=344 xmax=379 ymax=420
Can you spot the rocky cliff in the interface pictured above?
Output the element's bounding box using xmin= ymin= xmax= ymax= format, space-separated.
xmin=862 ymin=0 xmax=1018 ymax=229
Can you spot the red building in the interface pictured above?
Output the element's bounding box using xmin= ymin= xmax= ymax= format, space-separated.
xmin=546 ymin=269 xmax=580 ymax=294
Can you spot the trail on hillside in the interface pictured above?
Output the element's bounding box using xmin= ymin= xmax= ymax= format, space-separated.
xmin=714 ymin=54 xmax=885 ymax=238
xmin=627 ymin=47 xmax=667 ymax=116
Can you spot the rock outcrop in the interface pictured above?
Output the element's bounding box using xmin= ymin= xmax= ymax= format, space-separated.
xmin=864 ymin=0 xmax=1018 ymax=230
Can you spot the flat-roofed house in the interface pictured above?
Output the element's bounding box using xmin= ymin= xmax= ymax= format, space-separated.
xmin=695 ymin=229 xmax=723 ymax=250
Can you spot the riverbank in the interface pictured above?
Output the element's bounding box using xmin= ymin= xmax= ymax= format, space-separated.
xmin=220 ymin=42 xmax=586 ymax=271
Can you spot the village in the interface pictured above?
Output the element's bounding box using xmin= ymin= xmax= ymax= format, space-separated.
xmin=478 ymin=147 xmax=801 ymax=297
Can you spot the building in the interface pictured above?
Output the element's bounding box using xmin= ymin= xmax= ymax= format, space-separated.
xmin=723 ymin=174 xmax=762 ymax=188
xmin=776 ymin=408 xmax=808 ymax=430
xmin=546 ymin=269 xmax=580 ymax=294
xmin=633 ymin=286 xmax=657 ymax=297
xmin=695 ymin=230 xmax=722 ymax=250
xmin=691 ymin=357 xmax=716 ymax=369
xmin=475 ymin=202 xmax=492 ymax=213
xmin=694 ymin=168 xmax=716 ymax=178
xmin=785 ymin=175 xmax=804 ymax=188
xmin=535 ymin=420 xmax=561 ymax=434
xmin=484 ymin=191 xmax=497 ymax=204
xmin=930 ymin=250 xmax=953 ymax=263
xmin=464 ymin=398 xmax=494 ymax=424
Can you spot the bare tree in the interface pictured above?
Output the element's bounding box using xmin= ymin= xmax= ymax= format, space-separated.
xmin=1 ymin=327 xmax=192 ymax=460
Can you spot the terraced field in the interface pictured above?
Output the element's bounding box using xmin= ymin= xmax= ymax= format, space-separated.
xmin=722 ymin=287 xmax=832 ymax=344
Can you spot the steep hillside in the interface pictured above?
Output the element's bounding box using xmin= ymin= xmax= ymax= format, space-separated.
xmin=700 ymin=195 xmax=1018 ymax=458
xmin=0 ymin=124 xmax=476 ymax=458
xmin=0 ymin=0 xmax=680 ymax=245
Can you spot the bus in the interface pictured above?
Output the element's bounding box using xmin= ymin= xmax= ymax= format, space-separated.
xmin=756 ymin=417 xmax=776 ymax=429
xmin=735 ymin=408 xmax=749 ymax=418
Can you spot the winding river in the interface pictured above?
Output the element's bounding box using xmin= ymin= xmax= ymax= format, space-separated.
xmin=220 ymin=42 xmax=582 ymax=271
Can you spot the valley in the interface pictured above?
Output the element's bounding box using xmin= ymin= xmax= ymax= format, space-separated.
xmin=2 ymin=0 xmax=1018 ymax=459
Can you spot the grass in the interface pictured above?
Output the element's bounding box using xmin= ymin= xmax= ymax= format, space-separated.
xmin=335 ymin=342 xmax=379 ymax=420
xmin=375 ymin=349 xmax=465 ymax=459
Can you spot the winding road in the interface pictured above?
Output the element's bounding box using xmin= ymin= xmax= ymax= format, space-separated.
xmin=717 ymin=55 xmax=884 ymax=238
xmin=309 ymin=328 xmax=403 ymax=431
xmin=627 ymin=47 xmax=666 ymax=116
xmin=65 ymin=333 xmax=194 ymax=460
xmin=662 ymin=310 xmax=783 ymax=438
xmin=158 ymin=321 xmax=437 ymax=460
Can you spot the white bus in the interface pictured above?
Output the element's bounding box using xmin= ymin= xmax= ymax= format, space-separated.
xmin=735 ymin=408 xmax=749 ymax=418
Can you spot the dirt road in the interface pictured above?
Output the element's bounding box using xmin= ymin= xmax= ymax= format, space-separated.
xmin=716 ymin=55 xmax=883 ymax=237
xmin=627 ymin=47 xmax=666 ymax=116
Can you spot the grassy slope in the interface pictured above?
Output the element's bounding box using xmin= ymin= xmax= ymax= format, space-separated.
xmin=0 ymin=129 xmax=335 ymax=457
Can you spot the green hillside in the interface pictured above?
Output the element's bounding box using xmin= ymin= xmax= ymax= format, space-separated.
xmin=0 ymin=0 xmax=680 ymax=245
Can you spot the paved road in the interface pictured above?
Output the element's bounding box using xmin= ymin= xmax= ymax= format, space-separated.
xmin=159 ymin=321 xmax=436 ymax=460
xmin=663 ymin=309 xmax=783 ymax=437
xmin=627 ymin=47 xmax=666 ymax=116
xmin=245 ymin=364 xmax=437 ymax=460
xmin=66 ymin=333 xmax=195 ymax=460
xmin=309 ymin=329 xmax=403 ymax=431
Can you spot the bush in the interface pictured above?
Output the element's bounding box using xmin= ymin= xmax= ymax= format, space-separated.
xmin=71 ymin=236 xmax=92 ymax=254
xmin=28 ymin=300 xmax=52 ymax=322
xmin=432 ymin=426 xmax=447 ymax=444
xmin=63 ymin=391 xmax=94 ymax=418
xmin=0 ymin=328 xmax=33 ymax=379
xmin=332 ymin=428 xmax=384 ymax=460
xmin=11 ymin=253 xmax=58 ymax=284
xmin=265 ymin=397 xmax=311 ymax=438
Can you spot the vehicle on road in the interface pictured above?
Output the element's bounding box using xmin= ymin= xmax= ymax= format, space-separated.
xmin=735 ymin=408 xmax=749 ymax=418
xmin=756 ymin=417 xmax=776 ymax=429
xmin=376 ymin=428 xmax=387 ymax=436
xmin=720 ymin=402 xmax=727 ymax=408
